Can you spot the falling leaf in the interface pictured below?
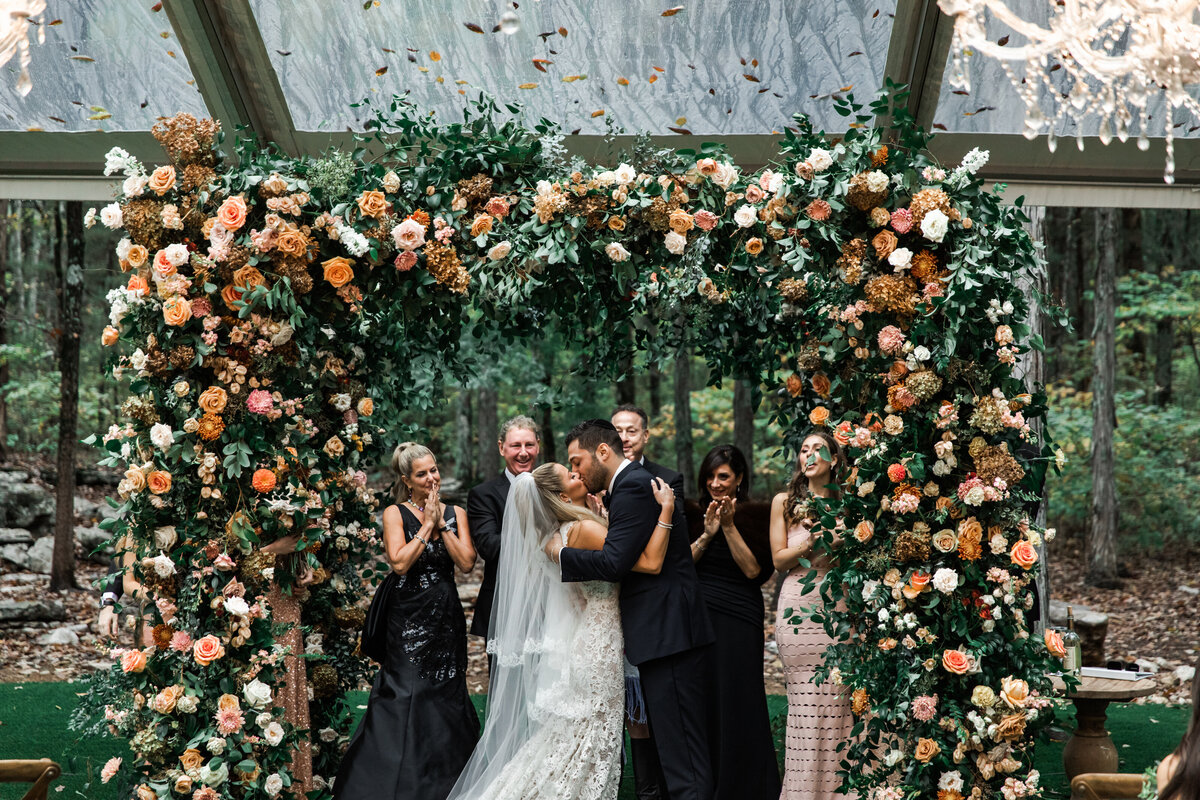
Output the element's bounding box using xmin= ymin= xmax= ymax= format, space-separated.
xmin=662 ymin=6 xmax=684 ymax=16
xmin=382 ymin=48 xmax=395 ymax=53
xmin=464 ymin=22 xmax=485 ymax=33
xmin=48 ymin=19 xmax=62 ymax=25
xmin=648 ymin=74 xmax=658 ymax=83
xmin=418 ymin=66 xmax=429 ymax=73
xmin=668 ymin=126 xmax=691 ymax=134
xmin=933 ymin=123 xmax=948 ymax=130
xmin=408 ymin=54 xmax=417 ymax=63
xmin=532 ymin=58 xmax=553 ymax=72
xmin=558 ymin=26 xmax=568 ymax=36
xmin=743 ymin=73 xmax=759 ymax=82
xmin=562 ymin=74 xmax=586 ymax=82
xmin=48 ymin=116 xmax=64 ymax=123
xmin=25 ymin=127 xmax=43 ymax=132
xmin=952 ymin=89 xmax=969 ymax=95
xmin=88 ymin=112 xmax=111 ymax=120
xmin=758 ymin=87 xmax=769 ymax=93
xmin=376 ymin=66 xmax=388 ymax=76
xmin=739 ymin=57 xmax=746 ymax=66
xmin=456 ymin=79 xmax=468 ymax=85
xmin=997 ymin=35 xmax=1009 ymax=46
xmin=751 ymin=58 xmax=759 ymax=67
xmin=617 ymin=77 xmax=630 ymax=86
xmin=652 ymin=66 xmax=665 ymax=72
xmin=708 ymin=88 xmax=715 ymax=95
xmin=429 ymin=51 xmax=441 ymax=61
xmin=571 ymin=128 xmax=582 ymax=134
xmin=70 ymin=56 xmax=95 ymax=62
xmin=847 ymin=50 xmax=863 ymax=56
xmin=675 ymin=116 xmax=687 ymax=125
xmin=591 ymin=109 xmax=605 ymax=117
xmin=538 ymin=31 xmax=555 ymax=40
xmin=964 ymin=105 xmax=996 ymax=115
xmin=518 ymin=82 xmax=538 ymax=89
xmin=167 ymin=50 xmax=176 ymax=58
xmin=838 ymin=84 xmax=854 ymax=92
xmin=276 ymin=50 xmax=292 ymax=56
xmin=160 ymin=31 xmax=170 ymax=38
xmin=873 ymin=9 xmax=879 ymax=17
xmin=150 ymin=2 xmax=162 ymax=10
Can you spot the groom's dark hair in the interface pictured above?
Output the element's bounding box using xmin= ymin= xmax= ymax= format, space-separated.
xmin=565 ymin=419 xmax=623 ymax=454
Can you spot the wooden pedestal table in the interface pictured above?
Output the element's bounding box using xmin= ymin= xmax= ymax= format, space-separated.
xmin=1051 ymin=675 xmax=1156 ymax=782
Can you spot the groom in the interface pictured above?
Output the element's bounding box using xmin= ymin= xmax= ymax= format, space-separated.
xmin=548 ymin=419 xmax=715 ymax=800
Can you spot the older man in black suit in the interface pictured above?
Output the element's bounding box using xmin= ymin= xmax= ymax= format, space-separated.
xmin=466 ymin=415 xmax=541 ymax=650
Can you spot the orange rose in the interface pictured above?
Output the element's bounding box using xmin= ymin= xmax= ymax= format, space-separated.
xmin=914 ymin=737 xmax=941 ymax=762
xmin=179 ymin=749 xmax=204 ymax=772
xmin=193 ymin=634 xmax=225 ymax=666
xmin=1044 ymin=629 xmax=1067 ymax=659
xmin=136 ymin=784 xmax=156 ymax=800
xmin=745 ymin=237 xmax=764 ymax=255
xmin=147 ymin=470 xmax=172 ymax=495
xmin=851 ymin=687 xmax=870 ymax=714
xmin=120 ymin=649 xmax=147 ymax=673
xmin=198 ymin=386 xmax=228 ymax=414
xmin=1001 ymin=676 xmax=1030 ymax=708
xmin=903 ymin=570 xmax=931 ymax=599
xmin=322 ymin=256 xmax=355 ymax=289
xmin=469 ymin=214 xmax=495 ymax=237
xmin=251 ymin=468 xmax=277 ymax=493
xmin=101 ymin=326 xmax=119 ymax=347
xmin=357 ymin=397 xmax=374 ymax=416
xmin=811 ymin=373 xmax=831 ymax=398
xmin=221 ymin=284 xmax=244 ymax=308
xmin=786 ymin=373 xmax=803 ymax=398
xmin=942 ymin=648 xmax=971 ymax=675
xmin=668 ymin=209 xmax=694 ymax=234
xmin=218 ymin=195 xmax=248 ymax=231
xmin=274 ymin=228 xmax=308 ymax=258
xmin=217 ymin=693 xmax=241 ymax=712
xmin=162 ymin=297 xmax=192 ymax=327
xmin=127 ymin=274 xmax=149 ymax=295
xmin=872 ymin=229 xmax=898 ymax=259
xmin=607 ymin=216 xmax=626 ymax=232
xmin=233 ymin=265 xmax=266 ymax=291
xmin=147 ymin=165 xmax=177 ymax=196
xmin=127 ymin=244 xmax=149 ymax=269
xmin=852 ymin=520 xmax=874 ymax=543
xmin=1010 ymin=539 xmax=1039 ymax=570
xmin=153 ymin=249 xmax=176 ymax=277
xmin=696 ymin=158 xmax=719 ymax=176
xmin=809 ymin=406 xmax=830 ymax=426
xmin=357 ymin=190 xmax=390 ymax=219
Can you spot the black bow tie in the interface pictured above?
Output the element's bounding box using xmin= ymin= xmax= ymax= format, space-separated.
xmin=601 ymin=489 xmax=612 ymax=509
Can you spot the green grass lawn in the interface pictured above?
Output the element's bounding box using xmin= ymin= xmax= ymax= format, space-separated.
xmin=0 ymin=683 xmax=1187 ymax=799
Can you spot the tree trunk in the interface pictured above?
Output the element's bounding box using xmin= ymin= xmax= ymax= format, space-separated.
xmin=1078 ymin=208 xmax=1095 ymax=343
xmin=1152 ymin=209 xmax=1179 ymax=406
xmin=0 ymin=199 xmax=8 ymax=459
xmin=454 ymin=391 xmax=473 ymax=486
xmin=12 ymin=200 xmax=24 ymax=322
xmin=50 ymin=202 xmax=83 ymax=591
xmin=673 ymin=351 xmax=694 ymax=498
xmin=647 ymin=365 xmax=663 ymax=419
xmin=476 ymin=387 xmax=500 ymax=478
xmin=1088 ymin=207 xmax=1120 ymax=588
xmin=732 ymin=379 xmax=754 ymax=485
xmin=540 ymin=403 xmax=556 ymax=465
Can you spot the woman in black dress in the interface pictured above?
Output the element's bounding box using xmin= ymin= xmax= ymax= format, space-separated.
xmin=689 ymin=445 xmax=781 ymax=800
xmin=335 ymin=442 xmax=479 ymax=800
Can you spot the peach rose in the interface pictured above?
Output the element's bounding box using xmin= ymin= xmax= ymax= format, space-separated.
xmin=1000 ymin=676 xmax=1030 ymax=708
xmin=162 ymin=297 xmax=192 ymax=327
xmin=147 ymin=470 xmax=172 ymax=495
xmin=101 ymin=326 xmax=119 ymax=347
xmin=942 ymin=648 xmax=971 ymax=674
xmin=357 ymin=190 xmax=390 ymax=219
xmin=1044 ymin=628 xmax=1067 ymax=659
xmin=872 ymin=229 xmax=898 ymax=259
xmin=809 ymin=406 xmax=830 ymax=426
xmin=193 ymin=634 xmax=225 ymax=666
xmin=357 ymin=397 xmax=374 ymax=416
xmin=127 ymin=244 xmax=149 ymax=269
xmin=274 ymin=228 xmax=308 ymax=258
xmin=852 ymin=520 xmax=874 ymax=543
xmin=127 ymin=274 xmax=149 ymax=295
xmin=233 ymin=265 xmax=266 ymax=292
xmin=322 ymin=257 xmax=355 ymax=289
xmin=123 ymin=468 xmax=146 ymax=493
xmin=217 ymin=693 xmax=241 ymax=712
xmin=136 ymin=784 xmax=156 ymax=800
xmin=218 ymin=195 xmax=248 ymax=231
xmin=148 ymin=165 xmax=177 ymax=196
xmin=914 ymin=737 xmax=941 ymax=763
xmin=153 ymin=685 xmax=183 ymax=714
xmin=252 ymin=468 xmax=276 ymax=493
xmin=198 ymin=386 xmax=228 ymax=414
xmin=903 ymin=570 xmax=931 ymax=599
xmin=668 ymin=209 xmax=695 ymax=234
xmin=745 ymin=237 xmax=764 ymax=255
xmin=786 ymin=374 xmax=803 ymax=398
xmin=120 ymin=649 xmax=147 ymax=673
xmin=607 ymin=216 xmax=626 ymax=232
xmin=179 ymin=749 xmax=204 ymax=772
xmin=221 ymin=284 xmax=243 ymax=308
xmin=1010 ymin=539 xmax=1038 ymax=570
xmin=469 ymin=214 xmax=495 ymax=237
xmin=173 ymin=775 xmax=193 ymax=795
xmin=153 ymin=248 xmax=177 ymax=278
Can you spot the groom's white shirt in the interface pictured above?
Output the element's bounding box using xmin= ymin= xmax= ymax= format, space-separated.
xmin=607 ymin=458 xmax=633 ymax=494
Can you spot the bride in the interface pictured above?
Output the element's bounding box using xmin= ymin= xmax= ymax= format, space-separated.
xmin=447 ymin=462 xmax=675 ymax=800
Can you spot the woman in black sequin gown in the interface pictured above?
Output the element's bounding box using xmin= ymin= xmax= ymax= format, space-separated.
xmin=334 ymin=443 xmax=479 ymax=800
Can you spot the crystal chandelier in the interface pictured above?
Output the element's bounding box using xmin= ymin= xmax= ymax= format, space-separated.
xmin=937 ymin=0 xmax=1200 ymax=183
xmin=0 ymin=0 xmax=46 ymax=97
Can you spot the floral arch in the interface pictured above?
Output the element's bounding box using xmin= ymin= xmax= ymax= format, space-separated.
xmin=76 ymin=87 xmax=1066 ymax=800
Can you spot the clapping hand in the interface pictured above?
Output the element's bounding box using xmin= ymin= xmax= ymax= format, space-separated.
xmin=703 ymin=500 xmax=722 ymax=536
xmin=719 ymin=495 xmax=736 ymax=526
xmin=649 ymin=478 xmax=674 ymax=514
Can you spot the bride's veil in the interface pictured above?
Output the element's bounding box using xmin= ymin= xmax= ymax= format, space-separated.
xmin=446 ymin=471 xmax=588 ymax=798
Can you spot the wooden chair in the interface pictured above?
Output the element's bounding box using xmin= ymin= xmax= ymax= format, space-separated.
xmin=0 ymin=759 xmax=62 ymax=800
xmin=1070 ymin=773 xmax=1146 ymax=800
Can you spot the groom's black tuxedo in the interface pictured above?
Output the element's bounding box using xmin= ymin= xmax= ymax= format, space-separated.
xmin=560 ymin=460 xmax=715 ymax=800
xmin=466 ymin=472 xmax=510 ymax=639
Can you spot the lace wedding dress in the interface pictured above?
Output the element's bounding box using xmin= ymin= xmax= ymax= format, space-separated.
xmin=446 ymin=476 xmax=625 ymax=800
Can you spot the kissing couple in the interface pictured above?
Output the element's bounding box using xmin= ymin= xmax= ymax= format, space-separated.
xmin=445 ymin=419 xmax=716 ymax=800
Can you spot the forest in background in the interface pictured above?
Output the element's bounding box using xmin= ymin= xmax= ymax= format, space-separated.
xmin=1 ymin=199 xmax=1197 ymax=558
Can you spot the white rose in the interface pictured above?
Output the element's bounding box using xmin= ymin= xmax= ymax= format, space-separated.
xmin=381 ymin=170 xmax=400 ymax=194
xmin=163 ymin=243 xmax=190 ymax=267
xmin=933 ymin=568 xmax=959 ymax=594
xmin=153 ymin=525 xmax=178 ymax=550
xmin=243 ymin=678 xmax=274 ymax=710
xmin=663 ymin=231 xmax=687 ymax=255
xmin=535 ymin=179 xmax=553 ymax=196
xmin=224 ymin=596 xmax=250 ymax=617
xmin=808 ymin=148 xmax=833 ymax=172
xmin=115 ymin=237 xmax=133 ymax=262
xmin=130 ymin=348 xmax=148 ymax=372
xmin=605 ymin=242 xmax=630 ymax=262
xmin=100 ymin=203 xmax=123 ymax=230
xmin=865 ymin=170 xmax=889 ymax=193
xmin=921 ymin=209 xmax=950 ymax=243
xmin=861 ymin=580 xmax=880 ymax=603
xmin=614 ymin=163 xmax=636 ymax=184
xmin=964 ymin=485 xmax=987 ymax=506
xmin=84 ymin=207 xmax=98 ymax=228
xmin=262 ymin=567 xmax=275 ymax=582
xmin=149 ymin=423 xmax=174 ymax=452
xmin=939 ymin=771 xmax=964 ymax=792
xmin=857 ymin=480 xmax=875 ymax=497
xmin=149 ymin=553 xmax=175 ymax=578
xmin=932 ymin=460 xmax=951 ymax=477
xmin=263 ymin=722 xmax=285 ymax=747
xmin=487 ymin=241 xmax=512 ymax=261
xmin=883 ymin=749 xmax=904 ymax=767
xmin=913 ymin=345 xmax=931 ymax=361
xmin=761 ymin=170 xmax=784 ymax=194
xmin=199 ymin=762 xmax=228 ymax=786
xmin=888 ymin=247 xmax=913 ymax=270
xmin=331 ymin=393 xmax=352 ymax=412
xmin=264 ymin=773 xmax=284 ymax=797
xmin=176 ymin=695 xmax=198 ymax=714
xmin=734 ymin=204 xmax=757 ymax=228
xmin=319 ymin=727 xmax=338 ymax=743
xmin=712 ymin=162 xmax=739 ymax=189
xmin=595 ymin=170 xmax=616 ymax=186
xmin=989 ymin=533 xmax=1009 ymax=554
xmin=122 ymin=174 xmax=147 ymax=198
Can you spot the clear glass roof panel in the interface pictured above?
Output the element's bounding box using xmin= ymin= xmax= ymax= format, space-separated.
xmin=0 ymin=0 xmax=207 ymax=133
xmin=251 ymin=0 xmax=896 ymax=136
xmin=933 ymin=0 xmax=1194 ymax=139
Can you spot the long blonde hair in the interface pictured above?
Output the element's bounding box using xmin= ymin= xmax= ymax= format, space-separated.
xmin=390 ymin=441 xmax=433 ymax=503
xmin=531 ymin=463 xmax=604 ymax=537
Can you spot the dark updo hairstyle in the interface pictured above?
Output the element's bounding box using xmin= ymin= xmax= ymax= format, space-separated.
xmin=784 ymin=428 xmax=845 ymax=527
xmin=697 ymin=445 xmax=750 ymax=507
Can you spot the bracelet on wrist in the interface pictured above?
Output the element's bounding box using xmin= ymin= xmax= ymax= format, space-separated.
xmin=656 ymin=520 xmax=673 ymax=529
